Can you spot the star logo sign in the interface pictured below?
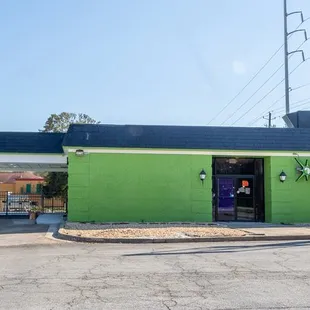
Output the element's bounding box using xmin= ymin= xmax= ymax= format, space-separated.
xmin=295 ymin=158 xmax=310 ymax=181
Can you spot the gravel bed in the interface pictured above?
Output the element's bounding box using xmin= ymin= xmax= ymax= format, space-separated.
xmin=59 ymin=222 xmax=247 ymax=239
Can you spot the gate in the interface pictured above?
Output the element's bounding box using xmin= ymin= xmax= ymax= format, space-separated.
xmin=0 ymin=191 xmax=9 ymax=215
xmin=0 ymin=191 xmax=67 ymax=216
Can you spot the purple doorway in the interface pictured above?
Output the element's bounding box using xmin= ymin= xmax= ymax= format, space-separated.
xmin=217 ymin=178 xmax=235 ymax=221
xmin=215 ymin=176 xmax=256 ymax=221
xmin=213 ymin=157 xmax=265 ymax=222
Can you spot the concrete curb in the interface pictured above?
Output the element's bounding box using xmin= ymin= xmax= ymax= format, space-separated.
xmin=55 ymin=231 xmax=310 ymax=244
xmin=45 ymin=224 xmax=60 ymax=241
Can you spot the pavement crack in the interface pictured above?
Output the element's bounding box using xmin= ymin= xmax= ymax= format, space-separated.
xmin=162 ymin=299 xmax=177 ymax=309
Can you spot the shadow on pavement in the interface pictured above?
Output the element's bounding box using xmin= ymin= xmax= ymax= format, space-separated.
xmin=124 ymin=240 xmax=310 ymax=257
xmin=0 ymin=219 xmax=48 ymax=235
xmin=0 ymin=225 xmax=48 ymax=235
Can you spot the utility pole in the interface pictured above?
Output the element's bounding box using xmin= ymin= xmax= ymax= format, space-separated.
xmin=283 ymin=0 xmax=307 ymax=115
xmin=284 ymin=0 xmax=289 ymax=115
xmin=263 ymin=112 xmax=276 ymax=128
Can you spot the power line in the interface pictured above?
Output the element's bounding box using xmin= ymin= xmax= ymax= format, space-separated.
xmin=290 ymin=96 xmax=310 ymax=105
xmin=257 ymin=83 xmax=310 ymax=116
xmin=206 ymin=51 xmax=283 ymax=125
xmin=243 ymin=50 xmax=310 ymax=125
xmin=289 ymin=100 xmax=310 ymax=111
xmin=272 ymin=103 xmax=310 ymax=118
xmin=291 ymin=82 xmax=310 ymax=91
xmin=247 ymin=95 xmax=285 ymax=126
xmin=220 ymin=64 xmax=284 ymax=125
xmin=272 ymin=97 xmax=310 ymax=113
xmin=274 ymin=82 xmax=310 ymax=108
xmin=273 ymin=97 xmax=310 ymax=114
xmin=250 ymin=99 xmax=310 ymax=126
xmin=228 ymin=38 xmax=309 ymax=126
xmin=249 ymin=96 xmax=310 ymax=126
xmin=247 ymin=81 xmax=310 ymax=126
xmin=207 ymin=19 xmax=309 ymax=125
xmin=231 ymin=79 xmax=286 ymax=125
xmin=231 ymin=59 xmax=307 ymax=126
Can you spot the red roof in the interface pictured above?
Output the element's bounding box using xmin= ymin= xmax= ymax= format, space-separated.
xmin=0 ymin=172 xmax=44 ymax=184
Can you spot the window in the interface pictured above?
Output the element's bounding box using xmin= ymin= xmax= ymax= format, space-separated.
xmin=36 ymin=184 xmax=42 ymax=194
xmin=26 ymin=184 xmax=31 ymax=194
xmin=213 ymin=158 xmax=256 ymax=175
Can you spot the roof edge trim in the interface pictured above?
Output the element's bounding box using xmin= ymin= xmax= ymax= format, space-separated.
xmin=66 ymin=147 xmax=308 ymax=157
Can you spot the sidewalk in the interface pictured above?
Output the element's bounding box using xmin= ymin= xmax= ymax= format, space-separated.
xmin=0 ymin=218 xmax=55 ymax=247
xmin=224 ymin=222 xmax=310 ymax=236
xmin=229 ymin=226 xmax=310 ymax=237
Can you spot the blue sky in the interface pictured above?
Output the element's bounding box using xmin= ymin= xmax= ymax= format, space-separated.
xmin=1 ymin=0 xmax=310 ymax=131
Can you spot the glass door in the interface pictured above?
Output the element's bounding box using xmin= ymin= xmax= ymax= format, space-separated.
xmin=235 ymin=177 xmax=255 ymax=221
xmin=217 ymin=178 xmax=235 ymax=221
xmin=215 ymin=176 xmax=256 ymax=221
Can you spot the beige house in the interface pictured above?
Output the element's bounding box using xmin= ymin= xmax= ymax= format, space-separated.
xmin=0 ymin=172 xmax=44 ymax=194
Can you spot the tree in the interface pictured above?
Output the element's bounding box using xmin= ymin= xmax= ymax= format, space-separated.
xmin=41 ymin=112 xmax=99 ymax=198
xmin=42 ymin=112 xmax=99 ymax=133
xmin=43 ymin=172 xmax=68 ymax=198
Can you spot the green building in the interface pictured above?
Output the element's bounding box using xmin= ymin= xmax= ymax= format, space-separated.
xmin=62 ymin=121 xmax=310 ymax=224
xmin=1 ymin=114 xmax=310 ymax=223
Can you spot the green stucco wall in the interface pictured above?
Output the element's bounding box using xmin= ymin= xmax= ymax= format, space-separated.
xmin=267 ymin=156 xmax=310 ymax=223
xmin=68 ymin=152 xmax=310 ymax=223
xmin=68 ymin=153 xmax=213 ymax=222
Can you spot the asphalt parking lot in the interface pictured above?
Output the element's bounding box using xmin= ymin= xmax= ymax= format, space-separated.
xmin=0 ymin=219 xmax=54 ymax=246
xmin=1 ymin=237 xmax=310 ymax=310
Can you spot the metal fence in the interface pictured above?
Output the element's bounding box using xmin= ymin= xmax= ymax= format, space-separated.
xmin=0 ymin=191 xmax=67 ymax=216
